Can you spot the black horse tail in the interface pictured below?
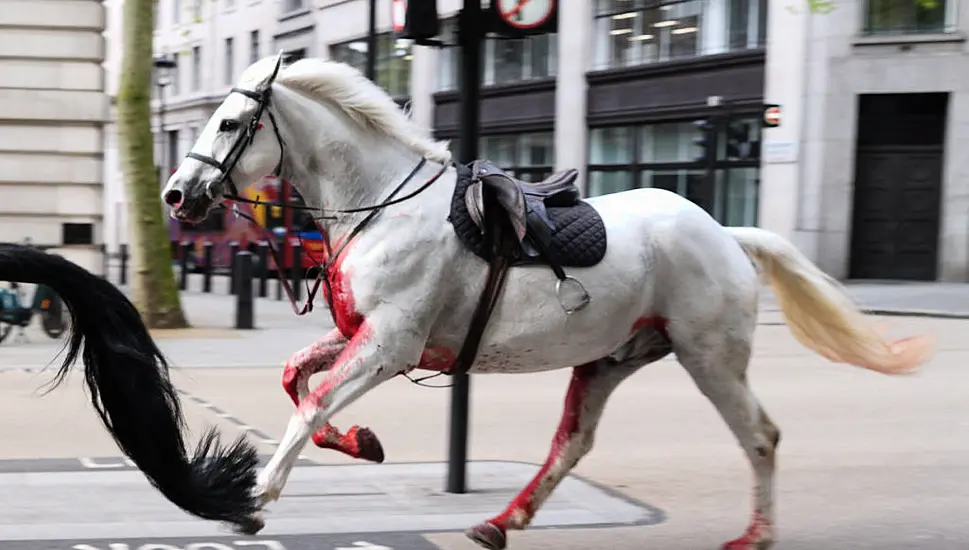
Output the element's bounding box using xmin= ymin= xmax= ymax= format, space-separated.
xmin=0 ymin=243 xmax=260 ymax=527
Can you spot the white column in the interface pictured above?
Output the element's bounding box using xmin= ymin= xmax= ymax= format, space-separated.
xmin=702 ymin=0 xmax=728 ymax=55
xmin=554 ymin=0 xmax=592 ymax=193
xmin=409 ymin=44 xmax=437 ymax=134
xmin=757 ymin=2 xmax=809 ymax=248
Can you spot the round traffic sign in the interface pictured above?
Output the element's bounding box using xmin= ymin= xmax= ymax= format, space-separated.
xmin=764 ymin=106 xmax=781 ymax=126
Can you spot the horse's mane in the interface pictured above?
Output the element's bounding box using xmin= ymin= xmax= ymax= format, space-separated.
xmin=239 ymin=56 xmax=452 ymax=164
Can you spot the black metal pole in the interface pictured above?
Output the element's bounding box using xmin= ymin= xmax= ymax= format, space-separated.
xmin=235 ymin=251 xmax=255 ymax=329
xmin=446 ymin=0 xmax=483 ymax=495
xmin=365 ymin=0 xmax=377 ymax=81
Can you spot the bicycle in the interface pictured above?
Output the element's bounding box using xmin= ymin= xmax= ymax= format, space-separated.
xmin=0 ymin=280 xmax=69 ymax=344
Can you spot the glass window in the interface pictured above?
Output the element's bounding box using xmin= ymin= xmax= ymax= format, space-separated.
xmin=224 ymin=37 xmax=234 ymax=85
xmin=640 ymin=122 xmax=695 ymax=163
xmin=331 ymin=34 xmax=412 ymax=99
xmin=588 ymin=119 xmax=761 ymax=227
xmin=437 ymin=18 xmax=556 ymax=90
xmin=588 ymin=171 xmax=634 ymax=196
xmin=475 ymin=132 xmax=555 ymax=181
xmin=249 ymin=30 xmax=260 ymax=64
xmin=589 ymin=127 xmax=633 ymax=164
xmin=863 ymin=0 xmax=949 ymax=35
xmin=593 ymin=0 xmax=765 ymax=70
xmin=191 ymin=46 xmax=201 ymax=91
xmin=721 ymin=167 xmax=759 ymax=226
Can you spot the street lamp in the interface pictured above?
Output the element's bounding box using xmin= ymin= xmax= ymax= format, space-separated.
xmin=153 ymin=55 xmax=177 ymax=183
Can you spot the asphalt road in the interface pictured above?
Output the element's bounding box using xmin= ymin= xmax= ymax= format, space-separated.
xmin=0 ymin=313 xmax=967 ymax=549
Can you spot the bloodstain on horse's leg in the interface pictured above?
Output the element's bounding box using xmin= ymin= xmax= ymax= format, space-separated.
xmin=280 ymin=327 xmax=384 ymax=463
xmin=467 ymin=362 xmax=624 ymax=550
xmin=721 ymin=509 xmax=773 ymax=550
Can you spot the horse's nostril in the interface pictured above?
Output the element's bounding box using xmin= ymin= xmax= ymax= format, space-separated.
xmin=164 ymin=189 xmax=184 ymax=207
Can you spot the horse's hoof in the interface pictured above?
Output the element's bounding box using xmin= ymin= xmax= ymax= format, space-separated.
xmin=465 ymin=522 xmax=507 ymax=550
xmin=355 ymin=427 xmax=385 ymax=463
xmin=232 ymin=514 xmax=265 ymax=536
xmin=721 ymin=535 xmax=774 ymax=550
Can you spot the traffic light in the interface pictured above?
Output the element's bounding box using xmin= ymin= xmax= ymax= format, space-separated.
xmin=724 ymin=121 xmax=751 ymax=159
xmin=693 ymin=119 xmax=714 ymax=163
xmin=401 ymin=0 xmax=440 ymax=42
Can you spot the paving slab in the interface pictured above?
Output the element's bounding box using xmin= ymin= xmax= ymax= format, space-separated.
xmin=0 ymin=460 xmax=660 ymax=541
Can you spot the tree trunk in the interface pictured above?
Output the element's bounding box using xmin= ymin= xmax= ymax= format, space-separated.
xmin=116 ymin=0 xmax=189 ymax=328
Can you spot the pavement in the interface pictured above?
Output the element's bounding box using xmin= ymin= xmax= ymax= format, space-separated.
xmin=1 ymin=277 xmax=969 ymax=549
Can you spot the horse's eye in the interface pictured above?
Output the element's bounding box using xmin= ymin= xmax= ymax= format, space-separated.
xmin=219 ymin=119 xmax=240 ymax=132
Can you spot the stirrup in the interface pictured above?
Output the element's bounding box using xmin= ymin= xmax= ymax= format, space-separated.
xmin=555 ymin=276 xmax=590 ymax=315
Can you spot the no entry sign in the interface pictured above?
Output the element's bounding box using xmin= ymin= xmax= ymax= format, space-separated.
xmin=763 ymin=104 xmax=781 ymax=128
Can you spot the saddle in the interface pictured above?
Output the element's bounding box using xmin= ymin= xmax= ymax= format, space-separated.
xmin=446 ymin=160 xmax=608 ymax=377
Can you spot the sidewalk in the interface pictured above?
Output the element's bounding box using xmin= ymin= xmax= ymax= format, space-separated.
xmin=0 ymin=278 xmax=967 ymax=371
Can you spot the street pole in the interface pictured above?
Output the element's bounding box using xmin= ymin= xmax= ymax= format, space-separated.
xmin=446 ymin=0 xmax=482 ymax=495
xmin=365 ymin=0 xmax=377 ymax=81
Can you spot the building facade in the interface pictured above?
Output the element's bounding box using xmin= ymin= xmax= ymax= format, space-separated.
xmin=102 ymin=0 xmax=965 ymax=282
xmin=103 ymin=0 xmax=284 ymax=253
xmin=762 ymin=0 xmax=968 ymax=281
xmin=314 ymin=0 xmax=767 ymax=229
xmin=2 ymin=0 xmax=108 ymax=272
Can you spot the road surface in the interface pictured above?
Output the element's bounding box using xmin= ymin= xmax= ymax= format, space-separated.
xmin=0 ymin=308 xmax=967 ymax=549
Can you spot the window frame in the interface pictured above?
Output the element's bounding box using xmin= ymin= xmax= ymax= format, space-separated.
xmin=330 ymin=33 xmax=414 ymax=100
xmin=860 ymin=0 xmax=956 ymax=36
xmin=591 ymin=0 xmax=767 ymax=71
xmin=436 ymin=17 xmax=558 ymax=91
xmin=448 ymin=131 xmax=557 ymax=181
xmin=586 ymin=118 xmax=761 ymax=226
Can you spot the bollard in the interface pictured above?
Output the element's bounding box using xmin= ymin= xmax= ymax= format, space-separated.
xmin=234 ymin=251 xmax=255 ymax=329
xmin=202 ymin=242 xmax=213 ymax=293
xmin=228 ymin=241 xmax=240 ymax=295
xmin=179 ymin=241 xmax=191 ymax=290
xmin=290 ymin=243 xmax=303 ymax=302
xmin=119 ymin=244 xmax=128 ymax=285
xmin=257 ymin=242 xmax=269 ymax=298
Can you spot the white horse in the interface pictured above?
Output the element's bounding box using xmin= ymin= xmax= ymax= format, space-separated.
xmin=161 ymin=54 xmax=933 ymax=550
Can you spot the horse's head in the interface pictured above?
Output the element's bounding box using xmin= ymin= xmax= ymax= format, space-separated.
xmin=162 ymin=53 xmax=286 ymax=223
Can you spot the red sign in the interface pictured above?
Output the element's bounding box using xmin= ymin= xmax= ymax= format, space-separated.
xmin=391 ymin=0 xmax=406 ymax=32
xmin=763 ymin=105 xmax=781 ymax=127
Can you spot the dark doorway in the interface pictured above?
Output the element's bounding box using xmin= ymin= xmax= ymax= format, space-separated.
xmin=849 ymin=92 xmax=946 ymax=281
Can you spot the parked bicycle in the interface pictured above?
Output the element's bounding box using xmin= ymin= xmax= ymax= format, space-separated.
xmin=0 ymin=281 xmax=68 ymax=344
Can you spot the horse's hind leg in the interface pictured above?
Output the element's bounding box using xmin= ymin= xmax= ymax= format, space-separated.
xmin=675 ymin=328 xmax=780 ymax=550
xmin=281 ymin=328 xmax=384 ymax=463
xmin=466 ymin=359 xmax=644 ymax=550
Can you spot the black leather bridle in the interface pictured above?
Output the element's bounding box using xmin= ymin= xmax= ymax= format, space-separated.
xmin=185 ymin=84 xmax=285 ymax=202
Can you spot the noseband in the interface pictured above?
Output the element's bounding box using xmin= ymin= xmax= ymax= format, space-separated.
xmin=185 ymin=86 xmax=285 ymax=200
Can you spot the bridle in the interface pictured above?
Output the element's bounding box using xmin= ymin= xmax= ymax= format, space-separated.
xmin=177 ymin=54 xmax=449 ymax=330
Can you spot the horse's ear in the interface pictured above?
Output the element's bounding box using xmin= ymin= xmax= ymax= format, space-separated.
xmin=259 ymin=51 xmax=285 ymax=90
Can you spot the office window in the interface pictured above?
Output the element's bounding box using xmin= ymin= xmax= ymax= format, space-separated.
xmin=224 ymin=37 xmax=235 ymax=85
xmin=192 ymin=0 xmax=203 ymax=22
xmin=191 ymin=46 xmax=202 ymax=91
xmin=173 ymin=0 xmax=181 ymax=25
xmin=171 ymin=52 xmax=180 ymax=95
xmin=249 ymin=30 xmax=260 ymax=64
xmin=331 ymin=34 xmax=413 ymax=99
xmin=437 ymin=18 xmax=556 ymax=90
xmin=592 ymin=0 xmax=766 ymax=70
xmin=479 ymin=132 xmax=556 ymax=182
xmin=863 ymin=0 xmax=950 ymax=35
xmin=283 ymin=0 xmax=305 ymax=12
xmin=587 ymin=119 xmax=761 ymax=226
xmin=226 ymin=0 xmax=236 ymax=8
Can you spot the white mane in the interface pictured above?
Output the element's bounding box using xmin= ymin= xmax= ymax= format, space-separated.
xmin=239 ymin=56 xmax=452 ymax=164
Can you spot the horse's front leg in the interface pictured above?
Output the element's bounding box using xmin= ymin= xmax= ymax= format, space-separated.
xmin=254 ymin=322 xmax=418 ymax=510
xmin=282 ymin=328 xmax=385 ymax=463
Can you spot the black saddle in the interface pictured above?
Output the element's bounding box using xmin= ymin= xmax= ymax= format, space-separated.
xmin=449 ymin=160 xmax=607 ymax=269
xmin=444 ymin=160 xmax=608 ymax=380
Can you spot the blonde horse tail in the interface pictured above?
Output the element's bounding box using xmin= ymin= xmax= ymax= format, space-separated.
xmin=726 ymin=227 xmax=934 ymax=375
